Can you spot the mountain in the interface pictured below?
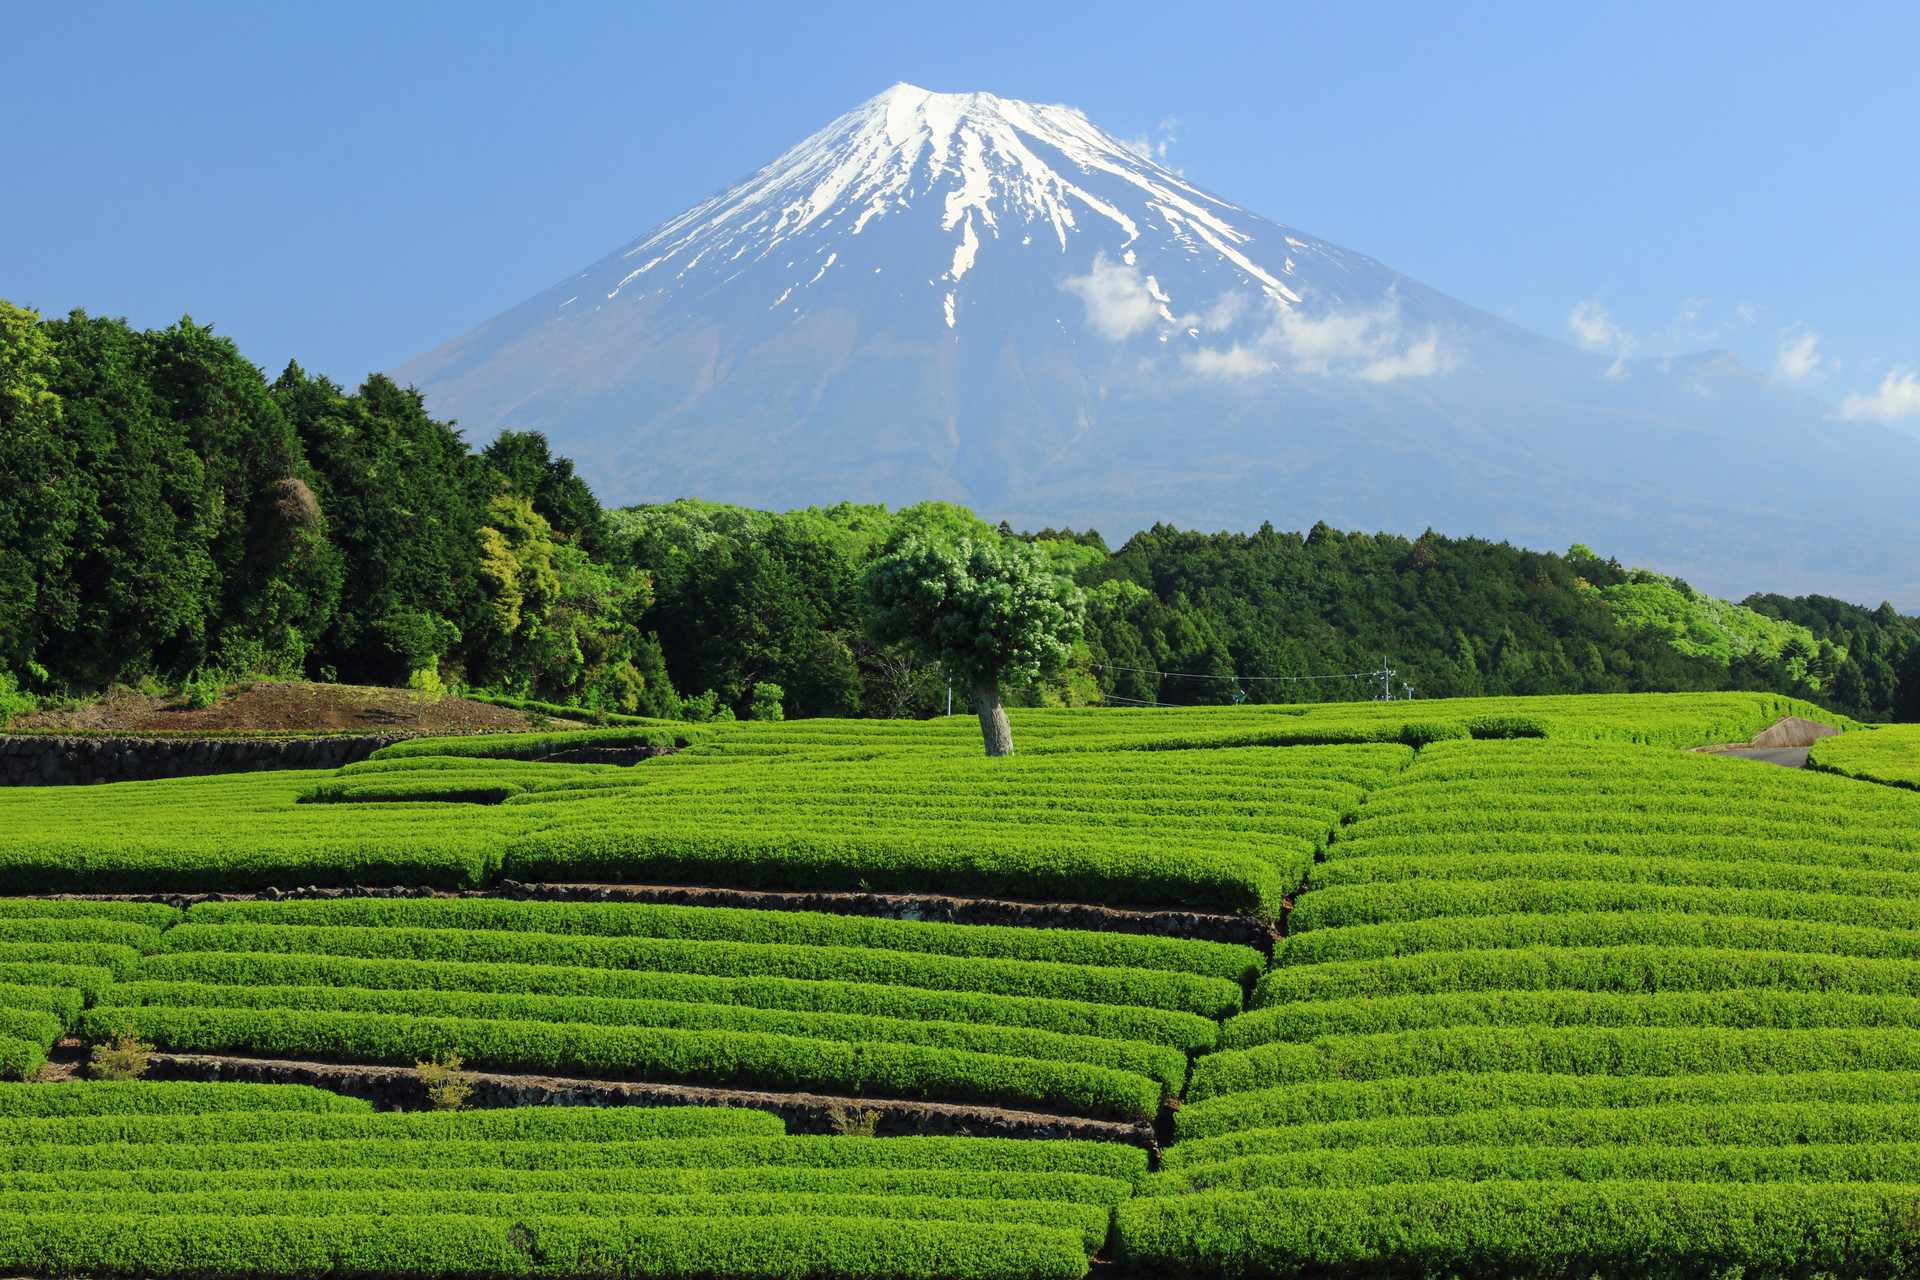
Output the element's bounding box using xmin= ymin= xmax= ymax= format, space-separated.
xmin=393 ymin=84 xmax=1920 ymax=609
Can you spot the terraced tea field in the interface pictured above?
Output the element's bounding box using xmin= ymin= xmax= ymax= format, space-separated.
xmin=9 ymin=690 xmax=1920 ymax=1278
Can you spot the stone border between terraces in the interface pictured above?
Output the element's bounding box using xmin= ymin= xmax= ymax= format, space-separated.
xmin=136 ymin=1051 xmax=1159 ymax=1151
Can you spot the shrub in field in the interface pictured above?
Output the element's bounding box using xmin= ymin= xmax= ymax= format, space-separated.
xmin=414 ymin=1051 xmax=474 ymax=1111
xmin=86 ymin=1035 xmax=151 ymax=1083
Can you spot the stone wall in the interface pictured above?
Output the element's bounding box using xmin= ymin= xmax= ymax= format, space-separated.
xmin=142 ymin=1052 xmax=1157 ymax=1148
xmin=0 ymin=734 xmax=411 ymax=785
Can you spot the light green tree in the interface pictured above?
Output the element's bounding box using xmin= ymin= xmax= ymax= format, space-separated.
xmin=860 ymin=536 xmax=1083 ymax=757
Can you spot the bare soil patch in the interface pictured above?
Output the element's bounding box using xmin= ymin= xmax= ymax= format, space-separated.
xmin=12 ymin=681 xmax=578 ymax=736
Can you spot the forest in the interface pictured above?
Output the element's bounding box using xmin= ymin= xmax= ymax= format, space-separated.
xmin=4 ymin=302 xmax=1917 ymax=723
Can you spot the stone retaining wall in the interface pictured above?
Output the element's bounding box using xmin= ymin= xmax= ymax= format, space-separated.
xmin=0 ymin=734 xmax=411 ymax=786
xmin=141 ymin=1053 xmax=1157 ymax=1149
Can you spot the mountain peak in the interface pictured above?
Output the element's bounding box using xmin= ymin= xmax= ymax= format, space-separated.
xmin=392 ymin=86 xmax=1920 ymax=608
xmin=584 ymin=81 xmax=1306 ymax=334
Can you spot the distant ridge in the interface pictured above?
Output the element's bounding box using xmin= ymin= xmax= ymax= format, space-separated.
xmin=394 ymin=84 xmax=1920 ymax=609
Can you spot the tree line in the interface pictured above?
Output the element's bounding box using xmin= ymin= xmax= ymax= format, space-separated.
xmin=3 ymin=303 xmax=1916 ymax=724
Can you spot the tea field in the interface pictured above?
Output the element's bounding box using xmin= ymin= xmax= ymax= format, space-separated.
xmin=10 ymin=691 xmax=1920 ymax=1278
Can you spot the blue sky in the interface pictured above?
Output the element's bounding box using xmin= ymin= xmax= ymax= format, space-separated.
xmin=6 ymin=0 xmax=1917 ymax=427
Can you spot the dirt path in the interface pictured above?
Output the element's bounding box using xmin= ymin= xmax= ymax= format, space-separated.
xmin=11 ymin=681 xmax=577 ymax=735
xmin=1715 ymin=746 xmax=1810 ymax=768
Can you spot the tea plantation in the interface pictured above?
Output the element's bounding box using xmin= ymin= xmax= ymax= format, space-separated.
xmin=9 ymin=691 xmax=1920 ymax=1278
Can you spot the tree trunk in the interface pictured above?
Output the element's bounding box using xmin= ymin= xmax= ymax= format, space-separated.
xmin=971 ymin=680 xmax=1014 ymax=757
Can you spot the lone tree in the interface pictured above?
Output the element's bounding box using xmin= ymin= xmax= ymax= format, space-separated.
xmin=860 ymin=536 xmax=1084 ymax=756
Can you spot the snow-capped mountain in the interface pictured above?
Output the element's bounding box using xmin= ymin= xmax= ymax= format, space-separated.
xmin=394 ymin=84 xmax=1920 ymax=606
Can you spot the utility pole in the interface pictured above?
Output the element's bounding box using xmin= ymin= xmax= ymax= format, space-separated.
xmin=946 ymin=676 xmax=952 ymax=717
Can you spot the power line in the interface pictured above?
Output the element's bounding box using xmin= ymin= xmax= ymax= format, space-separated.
xmin=1091 ymin=661 xmax=1416 ymax=701
xmin=1090 ymin=663 xmax=1382 ymax=684
xmin=1096 ymin=693 xmax=1188 ymax=709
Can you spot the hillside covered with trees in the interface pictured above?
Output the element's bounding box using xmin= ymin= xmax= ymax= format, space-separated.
xmin=4 ymin=303 xmax=1918 ymax=724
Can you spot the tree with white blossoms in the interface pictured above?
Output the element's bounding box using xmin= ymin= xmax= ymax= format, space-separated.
xmin=860 ymin=535 xmax=1085 ymax=757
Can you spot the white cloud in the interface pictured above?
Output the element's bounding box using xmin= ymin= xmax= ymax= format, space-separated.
xmin=1569 ymin=300 xmax=1626 ymax=352
xmin=1061 ymin=252 xmax=1158 ymax=340
xmin=1201 ymin=292 xmax=1251 ymax=331
xmin=1567 ymin=297 xmax=1762 ymax=364
xmin=1359 ymin=333 xmax=1445 ymax=383
xmin=1123 ymin=118 xmax=1181 ymax=162
xmin=1839 ymin=369 xmax=1920 ymax=422
xmin=1269 ymin=303 xmax=1398 ymax=374
xmin=1186 ymin=344 xmax=1272 ymax=377
xmin=1186 ymin=294 xmax=1452 ymax=384
xmin=1065 ymin=248 xmax=1450 ymax=386
xmin=1773 ymin=329 xmax=1824 ymax=380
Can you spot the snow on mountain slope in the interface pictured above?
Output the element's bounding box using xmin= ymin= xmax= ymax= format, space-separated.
xmin=394 ymin=85 xmax=1920 ymax=607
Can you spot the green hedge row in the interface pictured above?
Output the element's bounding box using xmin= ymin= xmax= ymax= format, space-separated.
xmin=1809 ymin=724 xmax=1920 ymax=790
xmin=133 ymin=950 xmax=1220 ymax=1052
xmin=0 ymin=963 xmax=119 ymax=1001
xmin=1276 ymin=910 xmax=1920 ymax=966
xmin=0 ymin=841 xmax=503 ymax=895
xmin=1 ymin=1133 xmax=1149 ymax=1181
xmin=0 ymin=1036 xmax=44 ymax=1082
xmin=0 ymin=1214 xmax=1091 ymax=1280
xmin=1331 ymin=829 xmax=1920 ymax=874
xmin=0 ymin=901 xmax=181 ymax=927
xmin=0 ymin=1193 xmax=1112 ymax=1251
xmin=1352 ymin=766 xmax=1878 ymax=812
xmin=159 ymin=924 xmax=1244 ymax=1018
xmin=1164 ymin=1101 xmax=1920 ymax=1168
xmin=302 ymin=758 xmax=627 ymax=805
xmin=540 ymin=799 xmax=1333 ymax=848
xmin=1223 ymin=988 xmax=1920 ymax=1047
xmin=0 ymin=1166 xmax=1134 ymax=1206
xmin=0 ymin=944 xmax=140 ymax=978
xmin=0 ymin=984 xmax=84 ymax=1026
xmin=99 ymin=982 xmax=1189 ymax=1092
xmin=1188 ymin=1026 xmax=1920 ymax=1100
xmin=370 ymin=727 xmax=697 ymax=761
xmin=0 ymin=917 xmax=163 ymax=950
xmin=1251 ymin=945 xmax=1920 ymax=1005
xmin=1310 ymin=850 xmax=1920 ymax=900
xmin=0 ymin=1082 xmax=371 ymax=1117
xmin=1025 ymin=722 xmax=1526 ymax=752
xmin=1289 ymin=878 xmax=1920 ymax=934
xmin=190 ymin=898 xmax=1263 ymax=984
xmin=1145 ymin=1140 xmax=1920 ymax=1196
xmin=1344 ymin=817 xmax=1912 ymax=855
xmin=500 ymin=822 xmax=1294 ymax=917
xmin=0 ymin=1104 xmax=784 ymax=1148
xmin=1114 ymin=1181 xmax=1920 ymax=1280
xmin=77 ymin=1005 xmax=1162 ymax=1120
xmin=0 ymin=1008 xmax=61 ymax=1048
xmin=1172 ymin=1068 xmax=1920 ymax=1142
xmin=303 ymin=777 xmax=528 ymax=805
